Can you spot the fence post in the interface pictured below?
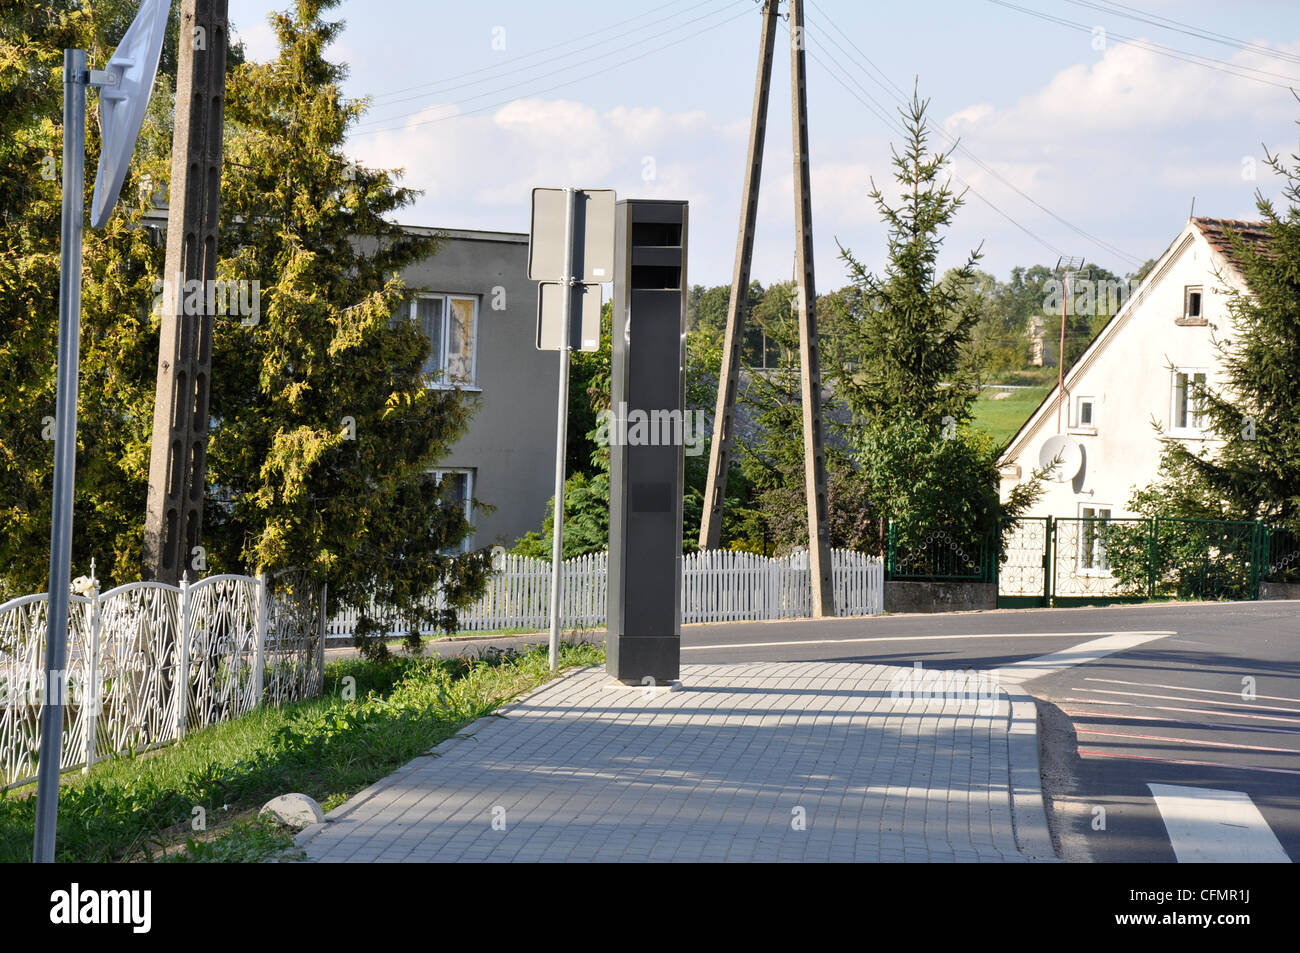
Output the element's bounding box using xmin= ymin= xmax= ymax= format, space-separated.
xmin=175 ymin=573 xmax=190 ymax=741
xmin=317 ymin=581 xmax=327 ymax=695
xmin=1043 ymin=516 xmax=1054 ymax=607
xmin=1148 ymin=517 xmax=1159 ymax=599
xmin=82 ymin=570 xmax=100 ymax=773
xmin=1253 ymin=521 xmax=1266 ymax=599
xmin=885 ymin=521 xmax=895 ymax=581
xmin=253 ymin=572 xmax=268 ymax=705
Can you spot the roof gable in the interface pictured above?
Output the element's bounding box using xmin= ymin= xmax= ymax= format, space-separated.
xmin=997 ymin=218 xmax=1247 ymax=467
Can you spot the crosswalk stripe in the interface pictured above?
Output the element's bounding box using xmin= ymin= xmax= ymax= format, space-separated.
xmin=1147 ymin=783 xmax=1291 ymax=863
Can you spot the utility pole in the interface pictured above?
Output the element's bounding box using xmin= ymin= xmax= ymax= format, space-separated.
xmin=143 ymin=0 xmax=228 ymax=583
xmin=699 ymin=0 xmax=778 ymax=550
xmin=697 ymin=0 xmax=834 ymax=615
xmin=788 ymin=0 xmax=834 ymax=615
xmin=1053 ymin=255 xmax=1085 ymax=433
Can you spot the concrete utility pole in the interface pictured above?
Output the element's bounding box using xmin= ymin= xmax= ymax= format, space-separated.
xmin=788 ymin=0 xmax=835 ymax=615
xmin=697 ymin=0 xmax=834 ymax=615
xmin=699 ymin=0 xmax=778 ymax=550
xmin=143 ymin=0 xmax=228 ymax=583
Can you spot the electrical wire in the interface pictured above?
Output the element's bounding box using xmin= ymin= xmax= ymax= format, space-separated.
xmin=805 ymin=43 xmax=1069 ymax=262
xmin=807 ymin=0 xmax=1143 ymax=268
xmin=1060 ymin=0 xmax=1300 ymax=69
xmin=367 ymin=0 xmax=703 ymax=103
xmin=352 ymin=0 xmax=752 ymax=133
xmin=985 ymin=0 xmax=1300 ymax=89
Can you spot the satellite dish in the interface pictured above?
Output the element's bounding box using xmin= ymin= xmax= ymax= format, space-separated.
xmin=1039 ymin=434 xmax=1083 ymax=483
xmin=90 ymin=0 xmax=169 ymax=228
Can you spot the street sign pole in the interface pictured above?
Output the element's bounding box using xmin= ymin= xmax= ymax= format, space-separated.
xmin=547 ymin=187 xmax=576 ymax=671
xmin=33 ymin=48 xmax=89 ymax=864
xmin=32 ymin=0 xmax=167 ymax=862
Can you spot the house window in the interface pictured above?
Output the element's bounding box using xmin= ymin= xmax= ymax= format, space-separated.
xmin=1171 ymin=367 xmax=1208 ymax=435
xmin=1184 ymin=286 xmax=1203 ymax=320
xmin=406 ymin=293 xmax=478 ymax=386
xmin=433 ymin=468 xmax=475 ymax=552
xmin=1078 ymin=505 xmax=1112 ymax=574
xmin=1075 ymin=396 xmax=1096 ymax=430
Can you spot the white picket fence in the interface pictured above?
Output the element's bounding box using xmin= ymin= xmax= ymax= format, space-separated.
xmin=326 ymin=547 xmax=883 ymax=638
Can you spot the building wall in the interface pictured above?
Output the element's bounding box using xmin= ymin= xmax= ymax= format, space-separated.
xmin=398 ymin=228 xmax=559 ymax=548
xmin=999 ymin=225 xmax=1240 ymax=519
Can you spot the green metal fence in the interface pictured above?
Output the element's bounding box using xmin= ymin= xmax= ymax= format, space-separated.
xmin=994 ymin=515 xmax=1274 ymax=607
xmin=1264 ymin=526 xmax=1300 ymax=583
xmin=885 ymin=522 xmax=996 ymax=583
xmin=888 ymin=516 xmax=1285 ymax=604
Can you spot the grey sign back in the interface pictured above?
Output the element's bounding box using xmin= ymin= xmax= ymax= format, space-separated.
xmin=527 ymin=188 xmax=616 ymax=282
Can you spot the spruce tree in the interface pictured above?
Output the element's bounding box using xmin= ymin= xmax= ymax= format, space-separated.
xmin=835 ymin=89 xmax=983 ymax=429
xmin=207 ymin=0 xmax=488 ymax=657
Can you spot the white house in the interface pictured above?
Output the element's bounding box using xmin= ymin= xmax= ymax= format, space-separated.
xmin=997 ymin=217 xmax=1270 ymax=522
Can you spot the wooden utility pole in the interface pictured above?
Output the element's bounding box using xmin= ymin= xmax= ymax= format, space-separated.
xmin=788 ymin=0 xmax=834 ymax=615
xmin=699 ymin=0 xmax=834 ymax=615
xmin=143 ymin=0 xmax=228 ymax=583
xmin=699 ymin=0 xmax=778 ymax=550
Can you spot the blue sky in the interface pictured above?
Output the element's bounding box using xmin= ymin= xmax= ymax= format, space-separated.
xmin=228 ymin=0 xmax=1300 ymax=288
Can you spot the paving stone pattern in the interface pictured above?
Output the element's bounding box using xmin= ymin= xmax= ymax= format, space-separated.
xmin=297 ymin=662 xmax=1033 ymax=863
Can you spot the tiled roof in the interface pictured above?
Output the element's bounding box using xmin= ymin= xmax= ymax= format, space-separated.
xmin=1191 ymin=216 xmax=1272 ymax=275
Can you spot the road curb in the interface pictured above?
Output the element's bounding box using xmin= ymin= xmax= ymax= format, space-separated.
xmin=1003 ymin=686 xmax=1059 ymax=861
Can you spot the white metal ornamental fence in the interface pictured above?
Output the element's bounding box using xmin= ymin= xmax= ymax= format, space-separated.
xmin=0 ymin=570 xmax=324 ymax=788
xmin=326 ymin=547 xmax=884 ymax=638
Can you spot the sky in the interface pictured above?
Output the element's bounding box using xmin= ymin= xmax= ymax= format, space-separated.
xmin=227 ymin=0 xmax=1300 ymax=290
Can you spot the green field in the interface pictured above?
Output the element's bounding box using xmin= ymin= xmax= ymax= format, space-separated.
xmin=970 ymin=386 xmax=1050 ymax=448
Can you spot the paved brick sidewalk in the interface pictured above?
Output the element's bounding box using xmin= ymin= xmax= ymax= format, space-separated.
xmin=296 ymin=661 xmax=1045 ymax=862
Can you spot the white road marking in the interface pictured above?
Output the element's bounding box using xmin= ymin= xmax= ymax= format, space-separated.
xmin=1080 ymin=727 xmax=1297 ymax=755
xmin=683 ymin=630 xmax=1174 ymax=652
xmin=997 ymin=632 xmax=1174 ymax=683
xmin=1060 ymin=699 xmax=1300 ymax=733
xmin=1147 ymin=784 xmax=1291 ymax=863
xmin=1080 ymin=688 xmax=1300 ymax=718
xmin=1083 ymin=677 xmax=1300 ymax=707
xmin=1082 ymin=749 xmax=1300 ymax=777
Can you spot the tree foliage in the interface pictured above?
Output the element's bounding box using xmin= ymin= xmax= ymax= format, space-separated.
xmin=834 ymin=89 xmax=983 ymax=429
xmin=206 ymin=0 xmax=488 ymax=658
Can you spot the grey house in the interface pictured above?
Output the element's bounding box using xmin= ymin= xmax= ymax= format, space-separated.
xmin=142 ymin=205 xmax=556 ymax=551
xmin=396 ymin=226 xmax=559 ymax=550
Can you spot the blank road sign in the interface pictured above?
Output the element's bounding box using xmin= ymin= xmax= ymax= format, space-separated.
xmin=537 ymin=281 xmax=601 ymax=352
xmin=528 ymin=188 xmax=616 ymax=282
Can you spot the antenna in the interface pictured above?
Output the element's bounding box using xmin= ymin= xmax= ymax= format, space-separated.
xmin=1052 ymin=255 xmax=1087 ymax=434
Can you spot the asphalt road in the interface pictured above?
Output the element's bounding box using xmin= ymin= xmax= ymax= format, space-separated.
xmin=331 ymin=599 xmax=1300 ymax=862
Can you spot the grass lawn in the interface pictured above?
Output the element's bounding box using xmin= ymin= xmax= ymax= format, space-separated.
xmin=0 ymin=641 xmax=603 ymax=863
xmin=970 ymin=386 xmax=1051 ymax=448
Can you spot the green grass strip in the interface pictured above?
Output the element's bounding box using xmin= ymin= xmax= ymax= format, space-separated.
xmin=0 ymin=642 xmax=603 ymax=863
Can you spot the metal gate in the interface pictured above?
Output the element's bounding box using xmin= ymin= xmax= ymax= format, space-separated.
xmin=996 ymin=517 xmax=1050 ymax=607
xmin=996 ymin=516 xmax=1266 ymax=608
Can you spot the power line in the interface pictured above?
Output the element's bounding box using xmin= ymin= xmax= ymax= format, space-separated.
xmin=368 ymin=0 xmax=703 ymax=103
xmin=985 ymin=0 xmax=1300 ymax=89
xmin=804 ymin=43 xmax=1070 ymax=262
xmin=1060 ymin=0 xmax=1300 ymax=69
xmin=353 ymin=0 xmax=752 ymax=132
xmin=806 ymin=2 xmax=1143 ymax=267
